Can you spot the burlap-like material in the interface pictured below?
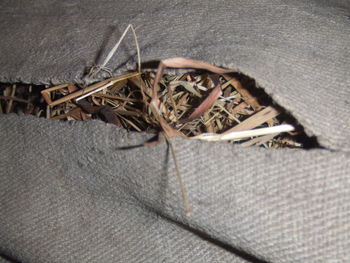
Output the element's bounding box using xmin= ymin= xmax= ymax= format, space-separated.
xmin=0 ymin=0 xmax=349 ymax=151
xmin=0 ymin=0 xmax=349 ymax=262
xmin=0 ymin=115 xmax=349 ymax=262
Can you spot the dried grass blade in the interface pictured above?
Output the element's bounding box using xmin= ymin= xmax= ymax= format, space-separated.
xmin=40 ymin=84 xmax=70 ymax=106
xmin=241 ymin=133 xmax=279 ymax=147
xmin=76 ymin=72 xmax=140 ymax=102
xmin=222 ymin=74 xmax=262 ymax=111
xmin=178 ymin=85 xmax=222 ymax=124
xmin=6 ymin=85 xmax=16 ymax=113
xmin=162 ymin=58 xmax=239 ymax=74
xmin=159 ymin=115 xmax=183 ymax=137
xmin=169 ymin=81 xmax=202 ymax=97
xmin=152 ymin=57 xmax=238 ymax=109
xmin=92 ymin=93 xmax=140 ymax=103
xmin=231 ymin=102 xmax=249 ymax=114
xmin=166 ymin=84 xmax=179 ymax=120
xmin=51 ymin=107 xmax=82 ymax=120
xmin=192 ymin=124 xmax=294 ymax=141
xmin=109 ymin=79 xmax=128 ymax=93
xmin=117 ymin=114 xmax=142 ymax=132
xmin=216 ymin=103 xmax=241 ymax=123
xmin=224 ymin=106 xmax=280 ymax=133
xmin=41 ymin=72 xmax=139 ymax=106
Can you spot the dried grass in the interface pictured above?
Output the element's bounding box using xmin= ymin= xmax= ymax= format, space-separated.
xmin=36 ymin=65 xmax=303 ymax=148
xmin=0 ymin=25 xmax=314 ymax=218
xmin=0 ymin=62 xmax=311 ymax=218
xmin=0 ymin=65 xmax=304 ymax=149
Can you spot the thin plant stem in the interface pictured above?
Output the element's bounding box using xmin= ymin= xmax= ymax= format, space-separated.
xmin=164 ymin=133 xmax=191 ymax=217
xmin=92 ymin=24 xmax=141 ymax=77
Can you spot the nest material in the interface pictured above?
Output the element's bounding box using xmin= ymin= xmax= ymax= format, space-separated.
xmin=1 ymin=71 xmax=304 ymax=148
xmin=0 ymin=68 xmax=316 ymax=217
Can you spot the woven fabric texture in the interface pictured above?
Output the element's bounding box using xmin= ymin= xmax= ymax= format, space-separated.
xmin=0 ymin=0 xmax=349 ymax=262
xmin=0 ymin=0 xmax=349 ymax=150
xmin=0 ymin=115 xmax=349 ymax=263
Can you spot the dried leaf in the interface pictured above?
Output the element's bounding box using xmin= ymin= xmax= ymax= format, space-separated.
xmin=178 ymin=85 xmax=222 ymax=124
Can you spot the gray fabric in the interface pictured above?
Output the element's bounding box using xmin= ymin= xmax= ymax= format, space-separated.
xmin=1 ymin=114 xmax=350 ymax=263
xmin=0 ymin=0 xmax=350 ymax=262
xmin=0 ymin=0 xmax=349 ymax=151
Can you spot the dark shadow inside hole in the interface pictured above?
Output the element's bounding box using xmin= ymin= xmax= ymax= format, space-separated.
xmin=0 ymin=83 xmax=47 ymax=115
xmin=219 ymin=72 xmax=320 ymax=149
xmin=0 ymin=253 xmax=22 ymax=263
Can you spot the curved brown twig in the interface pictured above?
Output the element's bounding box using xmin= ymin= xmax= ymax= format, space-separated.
xmin=151 ymin=57 xmax=239 ymax=138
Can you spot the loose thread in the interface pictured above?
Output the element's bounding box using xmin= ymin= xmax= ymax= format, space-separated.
xmin=164 ymin=133 xmax=191 ymax=217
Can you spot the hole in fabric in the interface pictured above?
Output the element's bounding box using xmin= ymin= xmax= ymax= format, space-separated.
xmin=0 ymin=70 xmax=319 ymax=149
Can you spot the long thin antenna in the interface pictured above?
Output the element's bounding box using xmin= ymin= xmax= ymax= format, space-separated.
xmin=164 ymin=133 xmax=191 ymax=217
xmin=91 ymin=24 xmax=141 ymax=77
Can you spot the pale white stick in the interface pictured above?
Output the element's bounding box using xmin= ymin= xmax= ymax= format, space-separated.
xmin=191 ymin=124 xmax=295 ymax=141
xmin=75 ymin=82 xmax=114 ymax=102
